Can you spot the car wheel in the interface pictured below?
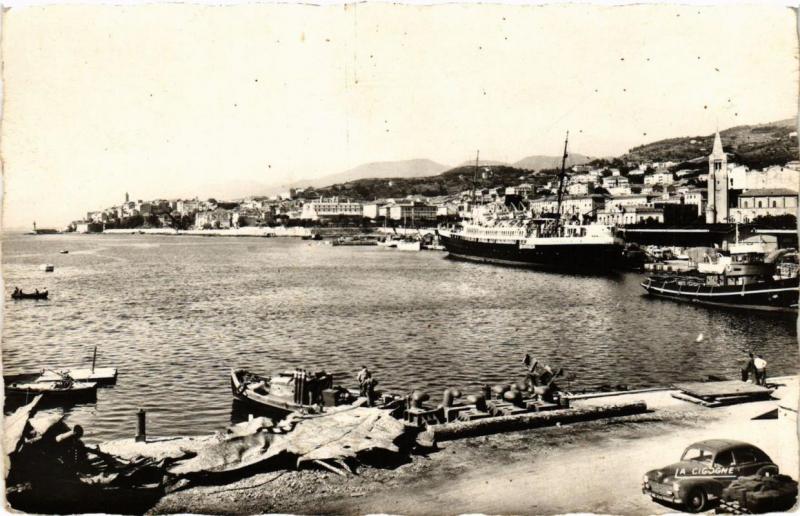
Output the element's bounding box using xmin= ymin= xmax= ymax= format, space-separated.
xmin=686 ymin=488 xmax=708 ymax=513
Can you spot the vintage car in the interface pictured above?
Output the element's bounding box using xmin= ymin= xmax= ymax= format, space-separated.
xmin=642 ymin=439 xmax=779 ymax=512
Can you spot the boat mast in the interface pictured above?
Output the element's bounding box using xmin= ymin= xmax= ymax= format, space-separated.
xmin=473 ymin=150 xmax=480 ymax=205
xmin=555 ymin=131 xmax=570 ymax=227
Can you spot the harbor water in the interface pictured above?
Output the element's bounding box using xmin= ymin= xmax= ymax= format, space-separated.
xmin=3 ymin=233 xmax=797 ymax=442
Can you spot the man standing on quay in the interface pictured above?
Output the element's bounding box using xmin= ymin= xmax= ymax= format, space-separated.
xmin=754 ymin=354 xmax=768 ymax=386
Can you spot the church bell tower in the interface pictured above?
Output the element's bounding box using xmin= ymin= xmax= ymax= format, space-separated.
xmin=705 ymin=131 xmax=728 ymax=223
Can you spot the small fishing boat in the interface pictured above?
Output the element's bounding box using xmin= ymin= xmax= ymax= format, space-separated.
xmin=397 ymin=239 xmax=422 ymax=251
xmin=41 ymin=264 xmax=55 ymax=272
xmin=231 ymin=368 xmax=403 ymax=416
xmin=59 ymin=250 xmax=69 ymax=254
xmin=5 ymin=377 xmax=97 ymax=405
xmin=331 ymin=237 xmax=377 ymax=246
xmin=33 ymin=347 xmax=117 ymax=385
xmin=37 ymin=367 xmax=118 ymax=385
xmin=11 ymin=290 xmax=48 ymax=300
xmin=377 ymin=236 xmax=399 ymax=248
xmin=231 ymin=368 xmax=343 ymax=415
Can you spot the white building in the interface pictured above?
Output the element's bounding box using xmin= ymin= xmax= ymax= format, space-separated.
xmin=607 ymin=185 xmax=632 ymax=196
xmin=529 ymin=194 xmax=606 ymax=220
xmin=362 ymin=202 xmax=388 ymax=219
xmin=729 ymin=165 xmax=799 ymax=192
xmin=300 ymin=197 xmax=363 ymax=220
xmin=727 ymin=165 xmax=750 ymax=190
xmin=644 ymin=171 xmax=675 ymax=186
xmin=567 ymin=182 xmax=594 ymax=195
xmin=602 ymin=176 xmax=629 ymax=189
xmin=597 ymin=205 xmax=664 ymax=226
xmin=388 ymin=201 xmax=437 ymax=222
xmin=605 ymin=194 xmax=654 ymax=212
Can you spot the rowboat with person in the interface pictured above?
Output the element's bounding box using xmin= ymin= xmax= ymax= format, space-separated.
xmin=11 ymin=288 xmax=49 ymax=300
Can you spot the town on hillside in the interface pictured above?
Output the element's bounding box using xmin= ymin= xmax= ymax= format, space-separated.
xmin=67 ymin=130 xmax=799 ymax=235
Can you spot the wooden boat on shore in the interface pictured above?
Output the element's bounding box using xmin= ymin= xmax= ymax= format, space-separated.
xmin=11 ymin=290 xmax=48 ymax=300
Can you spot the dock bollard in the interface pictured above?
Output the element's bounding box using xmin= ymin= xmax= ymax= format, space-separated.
xmin=135 ymin=409 xmax=146 ymax=443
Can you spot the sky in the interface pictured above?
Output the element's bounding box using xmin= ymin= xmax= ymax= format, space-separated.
xmin=2 ymin=4 xmax=797 ymax=228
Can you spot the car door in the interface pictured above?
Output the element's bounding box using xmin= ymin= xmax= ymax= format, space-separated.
xmin=711 ymin=450 xmax=738 ymax=489
xmin=732 ymin=447 xmax=762 ymax=477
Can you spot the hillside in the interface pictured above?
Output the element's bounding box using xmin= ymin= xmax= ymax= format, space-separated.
xmin=314 ymin=159 xmax=449 ymax=187
xmin=512 ymin=153 xmax=592 ymax=171
xmin=260 ymin=119 xmax=796 ymax=201
xmin=623 ymin=119 xmax=797 ymax=169
xmin=313 ymin=165 xmax=543 ymax=201
xmin=254 ymin=159 xmax=450 ymax=196
xmin=457 ymin=159 xmax=509 ymax=167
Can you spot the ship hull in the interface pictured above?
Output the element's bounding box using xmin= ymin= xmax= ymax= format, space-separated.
xmin=439 ymin=232 xmax=623 ymax=271
xmin=641 ymin=276 xmax=799 ymax=312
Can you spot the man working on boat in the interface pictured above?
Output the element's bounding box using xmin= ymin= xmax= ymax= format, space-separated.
xmin=742 ymin=352 xmax=756 ymax=382
xmin=754 ymin=354 xmax=768 ymax=386
xmin=357 ymin=366 xmax=371 ymax=396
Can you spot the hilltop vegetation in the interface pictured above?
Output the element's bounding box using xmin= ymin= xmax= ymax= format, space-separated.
xmin=623 ymin=119 xmax=797 ymax=169
xmin=307 ymin=118 xmax=796 ymax=201
xmin=314 ymin=165 xmax=547 ymax=201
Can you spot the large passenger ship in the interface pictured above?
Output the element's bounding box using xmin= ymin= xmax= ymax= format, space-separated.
xmin=438 ymin=134 xmax=625 ymax=272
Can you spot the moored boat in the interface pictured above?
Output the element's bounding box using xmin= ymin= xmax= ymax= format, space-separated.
xmin=439 ymin=221 xmax=623 ymax=271
xmin=439 ymin=135 xmax=624 ymax=272
xmin=11 ymin=290 xmax=48 ymax=300
xmin=230 ymin=368 xmax=404 ymax=416
xmin=396 ymin=239 xmax=422 ymax=251
xmin=231 ymin=368 xmax=344 ymax=415
xmin=641 ymin=275 xmax=798 ymax=312
xmin=5 ymin=378 xmax=98 ymax=405
xmin=37 ymin=367 xmax=118 ymax=385
xmin=641 ymin=247 xmax=799 ymax=312
xmin=377 ymin=236 xmax=399 ymax=248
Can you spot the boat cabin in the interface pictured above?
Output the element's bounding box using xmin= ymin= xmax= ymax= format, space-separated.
xmin=262 ymin=369 xmax=334 ymax=406
xmin=704 ymin=252 xmax=774 ymax=287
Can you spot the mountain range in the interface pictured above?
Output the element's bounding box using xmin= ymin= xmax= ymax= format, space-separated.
xmin=199 ymin=117 xmax=796 ymax=200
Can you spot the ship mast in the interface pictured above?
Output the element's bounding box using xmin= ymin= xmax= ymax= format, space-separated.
xmin=472 ymin=150 xmax=480 ymax=205
xmin=554 ymin=131 xmax=570 ymax=228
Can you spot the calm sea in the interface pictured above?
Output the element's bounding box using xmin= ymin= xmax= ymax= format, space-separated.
xmin=2 ymin=233 xmax=797 ymax=442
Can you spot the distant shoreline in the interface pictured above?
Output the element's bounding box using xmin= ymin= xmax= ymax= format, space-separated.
xmin=19 ymin=226 xmax=438 ymax=238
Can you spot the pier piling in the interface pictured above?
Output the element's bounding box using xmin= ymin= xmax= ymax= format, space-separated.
xmin=135 ymin=409 xmax=147 ymax=443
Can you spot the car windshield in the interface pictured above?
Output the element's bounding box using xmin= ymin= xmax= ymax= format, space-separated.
xmin=682 ymin=447 xmax=714 ymax=464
